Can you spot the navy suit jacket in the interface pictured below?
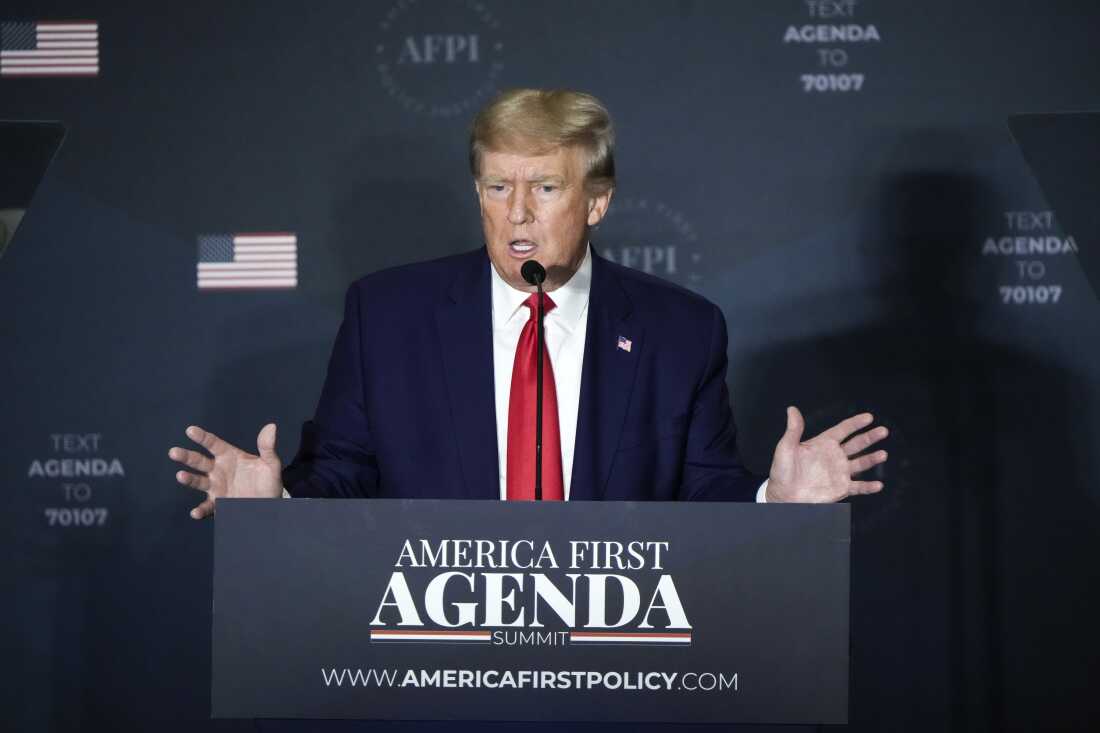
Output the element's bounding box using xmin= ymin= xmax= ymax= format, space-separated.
xmin=283 ymin=247 xmax=762 ymax=501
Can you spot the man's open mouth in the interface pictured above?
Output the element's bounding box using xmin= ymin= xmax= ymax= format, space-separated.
xmin=508 ymin=240 xmax=537 ymax=257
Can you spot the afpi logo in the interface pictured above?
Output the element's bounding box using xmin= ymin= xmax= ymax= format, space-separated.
xmin=598 ymin=197 xmax=704 ymax=290
xmin=375 ymin=0 xmax=505 ymax=118
xmin=395 ymin=34 xmax=479 ymax=65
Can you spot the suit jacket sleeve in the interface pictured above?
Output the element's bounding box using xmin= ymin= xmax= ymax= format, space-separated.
xmin=282 ymin=283 xmax=379 ymax=497
xmin=677 ymin=304 xmax=765 ymax=502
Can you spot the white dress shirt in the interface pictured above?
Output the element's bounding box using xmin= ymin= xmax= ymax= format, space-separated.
xmin=491 ymin=247 xmax=591 ymax=500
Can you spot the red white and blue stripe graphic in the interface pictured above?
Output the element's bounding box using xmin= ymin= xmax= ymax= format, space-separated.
xmin=1 ymin=21 xmax=99 ymax=77
xmin=370 ymin=629 xmax=691 ymax=645
xmin=197 ymin=233 xmax=298 ymax=290
xmin=371 ymin=630 xmax=492 ymax=644
xmin=569 ymin=631 xmax=692 ymax=645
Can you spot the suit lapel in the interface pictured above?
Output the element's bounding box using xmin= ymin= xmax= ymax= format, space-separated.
xmin=571 ymin=253 xmax=644 ymax=501
xmin=435 ymin=249 xmax=499 ymax=500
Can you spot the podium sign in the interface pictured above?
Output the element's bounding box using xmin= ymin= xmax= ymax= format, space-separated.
xmin=212 ymin=499 xmax=849 ymax=724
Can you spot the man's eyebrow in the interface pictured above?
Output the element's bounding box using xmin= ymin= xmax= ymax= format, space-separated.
xmin=527 ymin=174 xmax=566 ymax=184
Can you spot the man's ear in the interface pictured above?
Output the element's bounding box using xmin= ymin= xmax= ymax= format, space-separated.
xmin=586 ymin=187 xmax=614 ymax=226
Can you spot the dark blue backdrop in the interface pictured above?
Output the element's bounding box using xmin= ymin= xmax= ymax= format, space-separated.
xmin=2 ymin=1 xmax=1098 ymax=731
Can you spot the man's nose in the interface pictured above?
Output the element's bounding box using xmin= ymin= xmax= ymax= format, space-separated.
xmin=506 ymin=188 xmax=533 ymax=225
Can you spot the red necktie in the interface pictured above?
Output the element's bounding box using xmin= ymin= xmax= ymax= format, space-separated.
xmin=506 ymin=293 xmax=564 ymax=501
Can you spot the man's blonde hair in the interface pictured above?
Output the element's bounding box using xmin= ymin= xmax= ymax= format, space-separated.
xmin=469 ymin=88 xmax=616 ymax=194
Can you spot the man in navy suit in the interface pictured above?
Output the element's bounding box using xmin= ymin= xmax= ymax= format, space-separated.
xmin=169 ymin=89 xmax=889 ymax=514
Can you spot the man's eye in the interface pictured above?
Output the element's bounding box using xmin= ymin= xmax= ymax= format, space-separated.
xmin=489 ymin=185 xmax=505 ymax=192
xmin=540 ymin=185 xmax=557 ymax=193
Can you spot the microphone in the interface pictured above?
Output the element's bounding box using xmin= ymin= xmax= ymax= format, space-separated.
xmin=521 ymin=260 xmax=546 ymax=287
xmin=521 ymin=260 xmax=547 ymax=501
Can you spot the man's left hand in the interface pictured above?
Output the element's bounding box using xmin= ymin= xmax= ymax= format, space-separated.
xmin=766 ymin=406 xmax=889 ymax=503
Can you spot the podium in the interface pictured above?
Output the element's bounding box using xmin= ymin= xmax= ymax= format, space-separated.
xmin=212 ymin=499 xmax=849 ymax=724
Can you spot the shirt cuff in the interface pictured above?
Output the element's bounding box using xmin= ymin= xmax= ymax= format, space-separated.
xmin=281 ymin=487 xmax=290 ymax=498
xmin=755 ymin=479 xmax=769 ymax=503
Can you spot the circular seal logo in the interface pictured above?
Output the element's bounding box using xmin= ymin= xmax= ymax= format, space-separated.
xmin=596 ymin=197 xmax=704 ymax=289
xmin=375 ymin=0 xmax=505 ymax=118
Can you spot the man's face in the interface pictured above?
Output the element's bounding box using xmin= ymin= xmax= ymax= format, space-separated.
xmin=476 ymin=145 xmax=612 ymax=292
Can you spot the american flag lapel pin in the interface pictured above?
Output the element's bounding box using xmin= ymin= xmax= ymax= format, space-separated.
xmin=616 ymin=335 xmax=632 ymax=353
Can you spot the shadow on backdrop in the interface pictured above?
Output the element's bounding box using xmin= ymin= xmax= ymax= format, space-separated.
xmin=735 ymin=131 xmax=1096 ymax=732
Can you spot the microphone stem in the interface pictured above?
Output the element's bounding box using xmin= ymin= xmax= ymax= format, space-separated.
xmin=535 ymin=282 xmax=544 ymax=501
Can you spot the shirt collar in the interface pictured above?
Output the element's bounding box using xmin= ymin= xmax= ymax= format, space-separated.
xmin=490 ymin=244 xmax=592 ymax=334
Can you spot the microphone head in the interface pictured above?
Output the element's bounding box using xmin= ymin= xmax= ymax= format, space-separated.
xmin=521 ymin=260 xmax=547 ymax=286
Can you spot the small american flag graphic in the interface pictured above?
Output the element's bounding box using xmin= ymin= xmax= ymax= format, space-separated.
xmin=617 ymin=335 xmax=632 ymax=352
xmin=197 ymin=233 xmax=298 ymax=291
xmin=1 ymin=21 xmax=99 ymax=77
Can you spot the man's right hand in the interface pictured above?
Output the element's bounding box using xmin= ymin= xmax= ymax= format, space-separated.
xmin=169 ymin=423 xmax=284 ymax=520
